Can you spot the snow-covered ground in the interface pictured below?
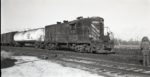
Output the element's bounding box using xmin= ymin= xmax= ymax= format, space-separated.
xmin=1 ymin=50 xmax=13 ymax=61
xmin=1 ymin=56 xmax=104 ymax=77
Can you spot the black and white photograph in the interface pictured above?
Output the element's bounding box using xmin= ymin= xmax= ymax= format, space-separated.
xmin=1 ymin=0 xmax=150 ymax=77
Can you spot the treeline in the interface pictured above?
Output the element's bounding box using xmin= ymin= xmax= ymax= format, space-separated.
xmin=114 ymin=38 xmax=140 ymax=45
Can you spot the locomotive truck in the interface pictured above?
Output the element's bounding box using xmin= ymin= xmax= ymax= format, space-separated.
xmin=1 ymin=16 xmax=114 ymax=53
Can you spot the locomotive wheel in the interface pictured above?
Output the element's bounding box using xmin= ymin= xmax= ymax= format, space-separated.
xmin=74 ymin=45 xmax=79 ymax=52
xmin=70 ymin=44 xmax=76 ymax=51
xmin=45 ymin=44 xmax=50 ymax=50
xmin=85 ymin=45 xmax=91 ymax=53
xmin=34 ymin=45 xmax=39 ymax=48
xmin=75 ymin=45 xmax=83 ymax=52
xmin=51 ymin=44 xmax=56 ymax=50
xmin=34 ymin=42 xmax=41 ymax=48
xmin=91 ymin=47 xmax=96 ymax=53
xmin=76 ymin=45 xmax=86 ymax=53
xmin=14 ymin=42 xmax=22 ymax=47
xmin=45 ymin=44 xmax=56 ymax=50
xmin=78 ymin=46 xmax=84 ymax=53
xmin=39 ymin=44 xmax=45 ymax=49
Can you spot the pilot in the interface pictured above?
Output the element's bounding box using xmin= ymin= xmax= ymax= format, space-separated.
xmin=140 ymin=36 xmax=150 ymax=66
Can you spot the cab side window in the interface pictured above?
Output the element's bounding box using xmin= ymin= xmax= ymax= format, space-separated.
xmin=70 ymin=23 xmax=76 ymax=33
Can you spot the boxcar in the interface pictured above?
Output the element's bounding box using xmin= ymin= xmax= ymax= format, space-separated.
xmin=1 ymin=31 xmax=17 ymax=46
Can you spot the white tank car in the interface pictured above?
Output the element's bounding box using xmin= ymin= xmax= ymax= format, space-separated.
xmin=14 ymin=28 xmax=45 ymax=42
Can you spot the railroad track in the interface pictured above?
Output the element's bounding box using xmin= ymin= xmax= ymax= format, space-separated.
xmin=54 ymin=55 xmax=150 ymax=77
xmin=2 ymin=46 xmax=150 ymax=77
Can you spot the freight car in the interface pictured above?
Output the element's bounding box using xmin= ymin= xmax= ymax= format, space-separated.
xmin=13 ymin=28 xmax=45 ymax=47
xmin=1 ymin=31 xmax=17 ymax=46
xmin=1 ymin=16 xmax=114 ymax=54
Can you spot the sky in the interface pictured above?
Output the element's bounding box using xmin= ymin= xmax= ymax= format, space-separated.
xmin=1 ymin=0 xmax=150 ymax=41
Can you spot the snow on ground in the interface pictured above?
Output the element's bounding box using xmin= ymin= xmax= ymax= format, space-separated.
xmin=1 ymin=50 xmax=13 ymax=61
xmin=1 ymin=56 xmax=104 ymax=77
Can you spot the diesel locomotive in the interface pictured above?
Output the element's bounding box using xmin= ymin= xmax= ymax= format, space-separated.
xmin=1 ymin=16 xmax=114 ymax=53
